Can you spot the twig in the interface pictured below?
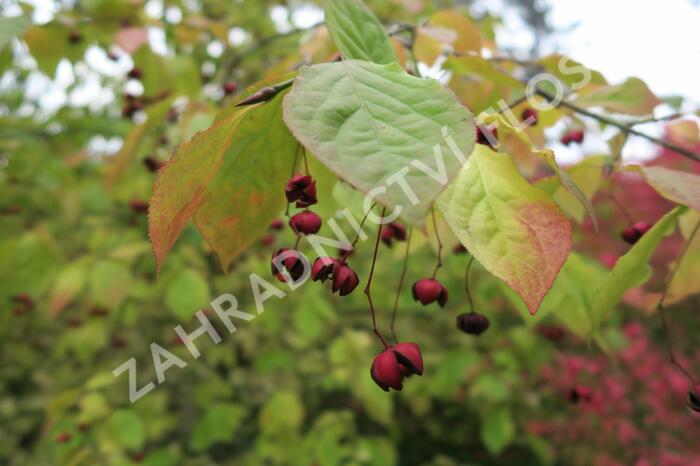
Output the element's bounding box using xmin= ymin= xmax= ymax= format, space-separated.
xmin=390 ymin=226 xmax=413 ymax=343
xmin=364 ymin=207 xmax=390 ymax=348
xmin=657 ymin=219 xmax=700 ymax=384
xmin=535 ymin=87 xmax=700 ymax=163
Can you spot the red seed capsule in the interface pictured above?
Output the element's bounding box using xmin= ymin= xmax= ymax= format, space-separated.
xmin=476 ymin=125 xmax=498 ymax=150
xmin=289 ymin=211 xmax=322 ymax=235
xmin=456 ymin=312 xmax=490 ymax=335
xmin=561 ymin=129 xmax=584 ymax=145
xmin=521 ymin=107 xmax=539 ymax=126
xmin=284 ymin=173 xmax=317 ymax=208
xmin=270 ymin=248 xmax=305 ymax=282
xmin=370 ymin=342 xmax=424 ymax=392
xmin=331 ymin=262 xmax=359 ymax=296
xmin=412 ymin=278 xmax=448 ymax=307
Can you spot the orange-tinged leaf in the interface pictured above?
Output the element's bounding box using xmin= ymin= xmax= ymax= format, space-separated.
xmin=428 ymin=10 xmax=481 ymax=54
xmin=148 ymin=108 xmax=252 ymax=272
xmin=437 ymin=145 xmax=572 ymax=314
xmin=632 ymin=165 xmax=700 ymax=211
xmin=193 ymin=90 xmax=297 ymax=271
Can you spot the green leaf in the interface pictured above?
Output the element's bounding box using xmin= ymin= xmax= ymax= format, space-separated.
xmin=0 ymin=15 xmax=30 ymax=50
xmin=574 ymin=77 xmax=661 ymax=116
xmin=193 ymin=89 xmax=297 ymax=270
xmin=480 ymin=407 xmax=515 ymax=455
xmin=632 ymin=165 xmax=700 ymax=212
xmin=23 ymin=23 xmax=87 ymax=75
xmin=591 ymin=206 xmax=686 ymax=328
xmin=259 ymin=391 xmax=304 ymax=437
xmin=283 ymin=60 xmax=475 ymax=224
xmin=190 ymin=403 xmax=246 ymax=451
xmin=324 ymin=0 xmax=397 ymax=64
xmin=437 ymin=145 xmax=572 ymax=315
xmin=109 ymin=410 xmax=146 ymax=450
xmin=49 ymin=260 xmax=89 ymax=316
xmin=165 ymin=269 xmax=209 ymax=320
xmin=88 ymin=260 xmax=131 ymax=308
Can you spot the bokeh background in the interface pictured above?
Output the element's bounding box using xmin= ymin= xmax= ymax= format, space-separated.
xmin=1 ymin=1 xmax=700 ymax=465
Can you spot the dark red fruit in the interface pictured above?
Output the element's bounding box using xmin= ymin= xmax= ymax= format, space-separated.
xmin=68 ymin=31 xmax=83 ymax=44
xmin=330 ymin=262 xmax=359 ymax=296
xmin=129 ymin=200 xmax=149 ymax=214
xmin=537 ymin=324 xmax=565 ymax=342
xmin=476 ymin=125 xmax=498 ymax=150
xmin=127 ymin=67 xmax=143 ymax=80
xmin=67 ymin=318 xmax=83 ymax=328
xmin=561 ymin=129 xmax=584 ymax=145
xmin=521 ymin=107 xmax=538 ymax=126
xmin=284 ymin=173 xmax=317 ymax=208
xmin=223 ymin=82 xmax=238 ymax=95
xmin=56 ymin=432 xmax=72 ymax=443
xmin=143 ymin=156 xmax=164 ymax=173
xmin=271 ymin=248 xmax=305 ymax=282
xmin=289 ymin=211 xmax=322 ymax=235
xmin=269 ymin=218 xmax=284 ymax=230
xmin=311 ymin=257 xmax=337 ymax=283
xmin=456 ymin=312 xmax=490 ymax=335
xmin=370 ymin=342 xmax=424 ymax=392
xmin=13 ymin=293 xmax=34 ymax=308
xmin=132 ymin=452 xmax=145 ymax=463
xmin=380 ymin=222 xmax=406 ymax=246
xmin=687 ymin=385 xmax=700 ymax=413
xmin=260 ymin=234 xmax=275 ymax=246
xmin=452 ymin=243 xmax=467 ymax=254
xmin=89 ymin=306 xmax=109 ymax=317
xmin=412 ymin=278 xmax=448 ymax=307
xmin=567 ymin=386 xmax=593 ymax=404
xmin=620 ymin=221 xmax=652 ymax=245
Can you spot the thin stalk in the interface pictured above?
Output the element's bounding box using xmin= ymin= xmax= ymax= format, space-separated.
xmin=390 ymin=227 xmax=413 ymax=343
xmin=431 ymin=206 xmax=443 ymax=278
xmin=364 ymin=207 xmax=390 ymax=348
xmin=464 ymin=255 xmax=475 ymax=313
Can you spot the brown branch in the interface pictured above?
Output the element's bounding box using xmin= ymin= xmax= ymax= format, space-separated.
xmin=535 ymin=88 xmax=700 ymax=163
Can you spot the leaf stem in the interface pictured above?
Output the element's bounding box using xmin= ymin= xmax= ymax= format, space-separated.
xmin=390 ymin=226 xmax=413 ymax=343
xmin=364 ymin=207 xmax=390 ymax=348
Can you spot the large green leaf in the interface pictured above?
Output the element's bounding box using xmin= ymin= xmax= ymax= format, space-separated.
xmin=437 ymin=145 xmax=572 ymax=315
xmin=591 ymin=206 xmax=685 ymax=328
xmin=283 ymin=60 xmax=475 ymax=224
xmin=324 ymin=0 xmax=397 ymax=64
xmin=193 ymin=89 xmax=297 ymax=270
